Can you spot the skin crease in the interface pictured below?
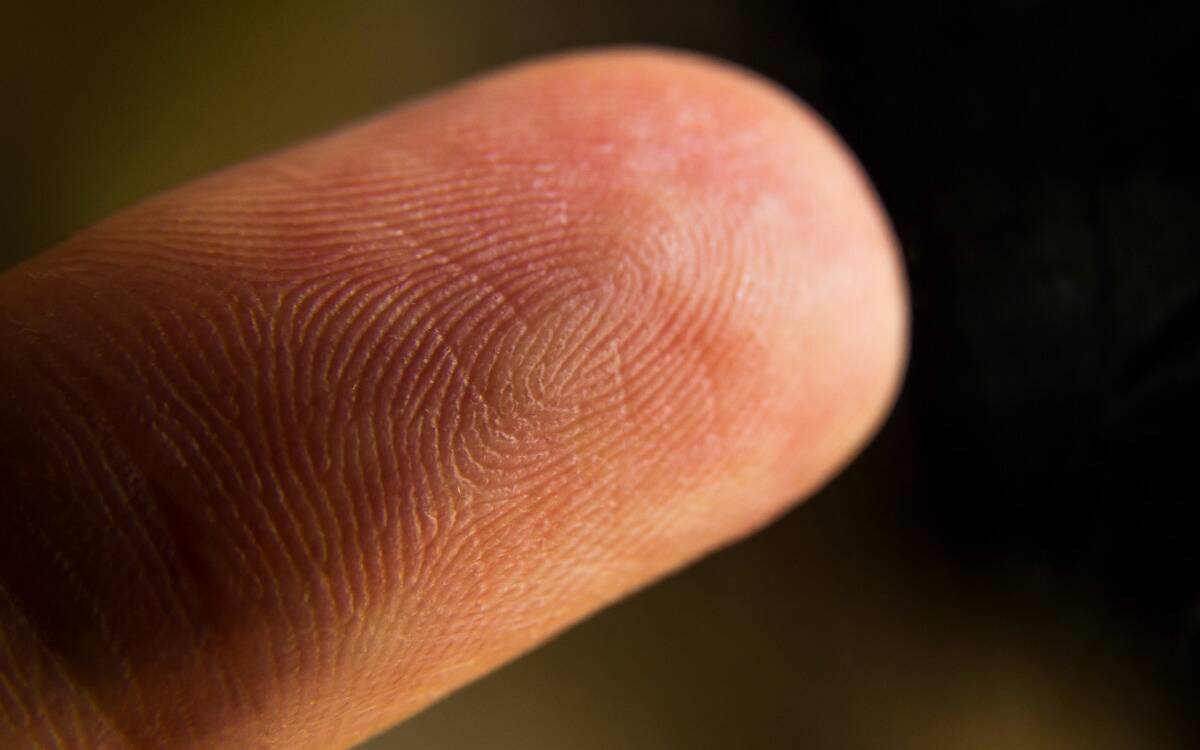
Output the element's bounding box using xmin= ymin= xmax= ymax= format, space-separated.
xmin=0 ymin=50 xmax=908 ymax=749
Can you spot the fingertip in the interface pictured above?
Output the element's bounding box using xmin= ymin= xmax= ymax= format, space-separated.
xmin=0 ymin=47 xmax=910 ymax=750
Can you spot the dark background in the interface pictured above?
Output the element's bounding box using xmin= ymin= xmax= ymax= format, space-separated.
xmin=4 ymin=2 xmax=1197 ymax=747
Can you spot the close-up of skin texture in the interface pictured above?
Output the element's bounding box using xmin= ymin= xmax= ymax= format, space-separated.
xmin=0 ymin=51 xmax=906 ymax=748
xmin=5 ymin=2 xmax=1199 ymax=749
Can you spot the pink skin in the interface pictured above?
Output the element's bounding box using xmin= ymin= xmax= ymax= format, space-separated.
xmin=0 ymin=49 xmax=907 ymax=749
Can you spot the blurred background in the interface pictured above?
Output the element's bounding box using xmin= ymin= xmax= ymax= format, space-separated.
xmin=4 ymin=1 xmax=1198 ymax=747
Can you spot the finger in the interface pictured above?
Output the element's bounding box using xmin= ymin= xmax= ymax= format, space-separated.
xmin=0 ymin=48 xmax=907 ymax=750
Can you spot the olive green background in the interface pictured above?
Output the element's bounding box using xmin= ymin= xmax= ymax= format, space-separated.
xmin=3 ymin=2 xmax=1193 ymax=748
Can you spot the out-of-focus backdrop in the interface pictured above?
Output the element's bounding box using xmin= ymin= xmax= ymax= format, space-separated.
xmin=5 ymin=2 xmax=1198 ymax=748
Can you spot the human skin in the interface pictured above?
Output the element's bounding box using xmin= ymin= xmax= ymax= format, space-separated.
xmin=0 ymin=49 xmax=908 ymax=749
